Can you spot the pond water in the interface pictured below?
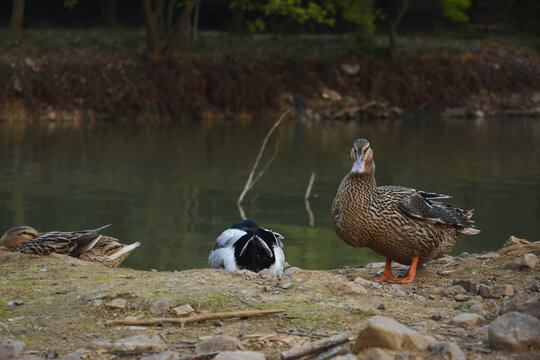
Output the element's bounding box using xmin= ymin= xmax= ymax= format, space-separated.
xmin=1 ymin=116 xmax=539 ymax=271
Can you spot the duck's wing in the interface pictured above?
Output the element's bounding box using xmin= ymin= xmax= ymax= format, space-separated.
xmin=398 ymin=194 xmax=479 ymax=234
xmin=263 ymin=228 xmax=284 ymax=248
xmin=212 ymin=229 xmax=247 ymax=249
xmin=37 ymin=224 xmax=112 ymax=256
xmin=13 ymin=237 xmax=75 ymax=255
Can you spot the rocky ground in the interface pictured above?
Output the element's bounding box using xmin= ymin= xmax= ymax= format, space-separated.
xmin=0 ymin=236 xmax=539 ymax=360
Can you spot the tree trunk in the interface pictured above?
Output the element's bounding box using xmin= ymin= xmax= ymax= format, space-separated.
xmin=10 ymin=0 xmax=25 ymax=40
xmin=142 ymin=0 xmax=198 ymax=61
xmin=387 ymin=0 xmax=409 ymax=58
xmin=102 ymin=0 xmax=118 ymax=27
xmin=190 ymin=0 xmax=201 ymax=44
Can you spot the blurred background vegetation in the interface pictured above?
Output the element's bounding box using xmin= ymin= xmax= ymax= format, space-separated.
xmin=2 ymin=0 xmax=540 ymax=61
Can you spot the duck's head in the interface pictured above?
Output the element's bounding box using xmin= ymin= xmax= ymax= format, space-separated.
xmin=231 ymin=219 xmax=259 ymax=231
xmin=350 ymin=139 xmax=374 ymax=174
xmin=0 ymin=226 xmax=38 ymax=250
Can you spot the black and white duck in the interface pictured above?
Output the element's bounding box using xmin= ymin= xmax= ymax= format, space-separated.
xmin=208 ymin=219 xmax=285 ymax=276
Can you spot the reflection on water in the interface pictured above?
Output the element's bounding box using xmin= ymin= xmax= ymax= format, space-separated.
xmin=1 ymin=117 xmax=539 ymax=271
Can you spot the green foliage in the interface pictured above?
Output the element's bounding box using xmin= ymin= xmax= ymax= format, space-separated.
xmin=454 ymin=303 xmax=472 ymax=310
xmin=231 ymin=0 xmax=377 ymax=32
xmin=441 ymin=0 xmax=471 ymax=22
xmin=63 ymin=0 xmax=78 ymax=11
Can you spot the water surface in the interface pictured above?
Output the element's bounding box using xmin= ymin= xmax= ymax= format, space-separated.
xmin=1 ymin=117 xmax=538 ymax=271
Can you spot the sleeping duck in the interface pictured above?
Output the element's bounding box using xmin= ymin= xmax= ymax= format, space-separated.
xmin=332 ymin=139 xmax=479 ymax=283
xmin=209 ymin=219 xmax=285 ymax=276
xmin=0 ymin=224 xmax=139 ymax=267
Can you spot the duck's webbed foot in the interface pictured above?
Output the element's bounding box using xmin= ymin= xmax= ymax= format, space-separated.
xmin=391 ymin=256 xmax=419 ymax=283
xmin=373 ymin=258 xmax=395 ymax=282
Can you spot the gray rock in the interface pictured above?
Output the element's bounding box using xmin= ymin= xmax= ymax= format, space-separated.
xmin=0 ymin=339 xmax=25 ymax=360
xmin=454 ymin=294 xmax=471 ymax=302
xmin=281 ymin=282 xmax=293 ymax=289
xmin=500 ymin=291 xmax=531 ymax=315
xmin=476 ymin=284 xmax=493 ymax=298
xmin=445 ymin=285 xmax=466 ymax=297
xmin=258 ymin=268 xmax=272 ymax=278
xmin=357 ymin=347 xmax=393 ymax=360
xmin=59 ymin=349 xmax=90 ymax=360
xmin=504 ymin=235 xmax=529 ymax=247
xmin=283 ymin=267 xmax=302 ymax=278
xmin=140 ymin=351 xmax=178 ymax=360
xmin=337 ymin=281 xmax=368 ymax=295
xmin=477 ymin=252 xmax=500 ymax=260
xmin=196 ymin=335 xmax=243 ymax=354
xmin=89 ymin=299 xmax=103 ymax=308
xmin=469 ymin=304 xmax=490 ymax=319
xmin=105 ymin=298 xmax=127 ymax=310
xmin=452 ymin=279 xmax=476 ymax=293
xmin=488 ymin=311 xmax=540 ymax=351
xmin=366 ymin=262 xmax=386 ymax=269
xmin=213 ymin=351 xmax=265 ymax=360
xmin=504 ymin=253 xmax=538 ymax=270
xmin=451 ymin=313 xmax=483 ymax=328
xmin=353 ymin=316 xmax=436 ymax=352
xmin=334 ymin=355 xmax=357 ymax=360
xmin=520 ymin=295 xmax=540 ymax=319
xmin=429 ymin=342 xmax=466 ymax=360
xmin=150 ymin=298 xmax=171 ymax=315
xmin=87 ymin=339 xmax=113 ymax=352
xmin=493 ymin=285 xmax=514 ymax=298
xmin=354 ymin=277 xmax=378 ymax=288
xmin=172 ymin=304 xmax=194 ymax=316
xmin=112 ymin=334 xmax=167 ymax=353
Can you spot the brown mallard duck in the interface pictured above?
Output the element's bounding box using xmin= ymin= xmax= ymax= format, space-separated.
xmin=0 ymin=225 xmax=138 ymax=267
xmin=0 ymin=225 xmax=111 ymax=256
xmin=332 ymin=139 xmax=479 ymax=283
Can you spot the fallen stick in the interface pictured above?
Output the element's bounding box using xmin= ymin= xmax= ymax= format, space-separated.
xmin=280 ymin=333 xmax=351 ymax=360
xmin=105 ymin=309 xmax=286 ymax=328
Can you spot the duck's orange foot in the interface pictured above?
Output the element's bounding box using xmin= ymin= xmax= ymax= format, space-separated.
xmin=373 ymin=274 xmax=394 ymax=282
xmin=390 ymin=256 xmax=419 ymax=284
xmin=390 ymin=275 xmax=415 ymax=283
xmin=373 ymin=258 xmax=394 ymax=282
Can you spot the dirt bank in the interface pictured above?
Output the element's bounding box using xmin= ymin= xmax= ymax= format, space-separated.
xmin=0 ymin=236 xmax=538 ymax=359
xmin=1 ymin=32 xmax=539 ymax=122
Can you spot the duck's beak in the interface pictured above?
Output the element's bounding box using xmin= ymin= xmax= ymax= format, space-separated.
xmin=351 ymin=146 xmax=365 ymax=173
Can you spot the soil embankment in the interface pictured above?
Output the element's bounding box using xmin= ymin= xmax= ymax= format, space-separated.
xmin=1 ymin=34 xmax=539 ymax=122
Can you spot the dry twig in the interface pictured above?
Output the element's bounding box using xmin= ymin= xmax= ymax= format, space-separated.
xmin=105 ymin=309 xmax=285 ymax=328
xmin=304 ymin=172 xmax=316 ymax=227
xmin=280 ymin=333 xmax=351 ymax=360
xmin=237 ymin=110 xmax=290 ymax=218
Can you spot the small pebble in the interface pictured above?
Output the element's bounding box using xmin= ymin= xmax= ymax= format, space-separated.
xmin=281 ymin=282 xmax=293 ymax=289
xmin=7 ymin=300 xmax=24 ymax=307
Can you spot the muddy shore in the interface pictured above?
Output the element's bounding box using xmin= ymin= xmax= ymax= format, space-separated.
xmin=1 ymin=32 xmax=539 ymax=122
xmin=0 ymin=236 xmax=538 ymax=359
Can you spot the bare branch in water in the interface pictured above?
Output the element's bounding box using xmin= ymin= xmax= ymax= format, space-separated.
xmin=237 ymin=110 xmax=290 ymax=218
xmin=304 ymin=172 xmax=316 ymax=227
xmin=304 ymin=172 xmax=316 ymax=200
